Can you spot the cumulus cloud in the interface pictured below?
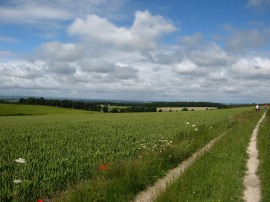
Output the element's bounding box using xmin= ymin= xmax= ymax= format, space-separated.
xmin=189 ymin=43 xmax=232 ymax=67
xmin=231 ymin=56 xmax=270 ymax=79
xmin=36 ymin=41 xmax=82 ymax=62
xmin=174 ymin=60 xmax=199 ymax=74
xmin=180 ymin=32 xmax=204 ymax=47
xmin=68 ymin=10 xmax=177 ymax=50
xmin=45 ymin=61 xmax=77 ymax=75
xmin=0 ymin=62 xmax=44 ymax=79
xmin=1 ymin=1 xmax=270 ymax=103
xmin=223 ymin=24 xmax=270 ymax=52
xmin=79 ymin=58 xmax=115 ymax=73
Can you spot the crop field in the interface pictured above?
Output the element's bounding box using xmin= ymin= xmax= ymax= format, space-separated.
xmin=0 ymin=104 xmax=255 ymax=201
xmin=157 ymin=107 xmax=217 ymax=112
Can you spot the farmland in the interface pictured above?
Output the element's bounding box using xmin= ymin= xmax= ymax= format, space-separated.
xmin=157 ymin=107 xmax=217 ymax=112
xmin=0 ymin=104 xmax=257 ymax=201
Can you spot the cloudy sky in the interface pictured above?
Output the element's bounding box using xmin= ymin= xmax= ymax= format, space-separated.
xmin=0 ymin=0 xmax=270 ymax=103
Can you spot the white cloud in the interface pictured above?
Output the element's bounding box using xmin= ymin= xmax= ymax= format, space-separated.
xmin=174 ymin=60 xmax=198 ymax=74
xmin=0 ymin=5 xmax=71 ymax=23
xmin=0 ymin=0 xmax=128 ymax=24
xmin=246 ymin=0 xmax=270 ymax=7
xmin=68 ymin=10 xmax=177 ymax=50
xmin=180 ymin=32 xmax=204 ymax=47
xmin=1 ymin=1 xmax=270 ymax=103
xmin=79 ymin=58 xmax=115 ymax=73
xmin=45 ymin=61 xmax=77 ymax=75
xmin=36 ymin=41 xmax=82 ymax=62
xmin=231 ymin=56 xmax=270 ymax=79
xmin=189 ymin=43 xmax=232 ymax=67
xmin=223 ymin=24 xmax=270 ymax=52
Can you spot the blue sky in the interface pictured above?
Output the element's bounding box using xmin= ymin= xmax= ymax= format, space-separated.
xmin=0 ymin=0 xmax=270 ymax=103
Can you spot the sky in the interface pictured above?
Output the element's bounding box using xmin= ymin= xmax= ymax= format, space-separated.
xmin=0 ymin=0 xmax=270 ymax=103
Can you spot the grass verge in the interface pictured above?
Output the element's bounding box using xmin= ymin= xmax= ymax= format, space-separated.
xmin=258 ymin=112 xmax=270 ymax=202
xmin=155 ymin=110 xmax=262 ymax=202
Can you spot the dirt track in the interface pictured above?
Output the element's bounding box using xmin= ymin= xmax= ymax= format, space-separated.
xmin=133 ymin=132 xmax=227 ymax=202
xmin=243 ymin=113 xmax=265 ymax=202
xmin=134 ymin=113 xmax=266 ymax=202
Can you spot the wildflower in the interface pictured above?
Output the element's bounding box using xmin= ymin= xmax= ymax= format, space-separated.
xmin=192 ymin=124 xmax=195 ymax=127
xmin=37 ymin=200 xmax=43 ymax=202
xmin=170 ymin=141 xmax=173 ymax=143
xmin=186 ymin=122 xmax=190 ymax=124
xmin=195 ymin=128 xmax=198 ymax=131
xmin=15 ymin=158 xmax=26 ymax=164
xmin=97 ymin=164 xmax=111 ymax=171
xmin=13 ymin=179 xmax=22 ymax=184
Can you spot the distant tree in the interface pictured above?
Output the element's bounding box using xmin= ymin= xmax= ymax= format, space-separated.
xmin=111 ymin=108 xmax=119 ymax=113
xmin=19 ymin=98 xmax=26 ymax=104
xmin=158 ymin=109 xmax=163 ymax=112
xmin=181 ymin=108 xmax=188 ymax=111
xmin=102 ymin=106 xmax=109 ymax=113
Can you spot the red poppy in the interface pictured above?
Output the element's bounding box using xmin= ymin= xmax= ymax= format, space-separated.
xmin=97 ymin=163 xmax=111 ymax=171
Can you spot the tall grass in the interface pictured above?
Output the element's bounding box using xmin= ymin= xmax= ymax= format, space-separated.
xmin=258 ymin=112 xmax=270 ymax=202
xmin=156 ymin=110 xmax=262 ymax=202
xmin=0 ymin=106 xmax=253 ymax=201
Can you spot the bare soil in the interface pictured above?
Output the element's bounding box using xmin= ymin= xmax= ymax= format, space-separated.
xmin=243 ymin=113 xmax=265 ymax=202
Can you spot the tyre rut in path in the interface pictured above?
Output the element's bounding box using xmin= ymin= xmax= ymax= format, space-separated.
xmin=243 ymin=112 xmax=265 ymax=202
xmin=133 ymin=131 xmax=227 ymax=202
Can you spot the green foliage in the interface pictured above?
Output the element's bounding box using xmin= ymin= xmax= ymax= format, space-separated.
xmin=102 ymin=106 xmax=109 ymax=113
xmin=0 ymin=106 xmax=253 ymax=201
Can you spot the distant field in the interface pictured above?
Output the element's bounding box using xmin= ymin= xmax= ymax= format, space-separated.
xmin=157 ymin=107 xmax=217 ymax=112
xmin=0 ymin=104 xmax=96 ymax=116
xmin=108 ymin=105 xmax=128 ymax=109
xmin=0 ymin=104 xmax=254 ymax=201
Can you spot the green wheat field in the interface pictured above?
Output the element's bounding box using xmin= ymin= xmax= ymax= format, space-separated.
xmin=0 ymin=104 xmax=269 ymax=201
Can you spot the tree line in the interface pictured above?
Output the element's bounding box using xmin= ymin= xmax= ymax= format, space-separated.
xmin=16 ymin=97 xmax=157 ymax=113
xmin=0 ymin=97 xmax=229 ymax=113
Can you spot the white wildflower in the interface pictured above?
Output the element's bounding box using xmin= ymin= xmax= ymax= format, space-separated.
xmin=186 ymin=122 xmax=190 ymax=124
xmin=192 ymin=124 xmax=195 ymax=127
xmin=195 ymin=128 xmax=198 ymax=131
xmin=15 ymin=158 xmax=26 ymax=164
xmin=13 ymin=179 xmax=22 ymax=184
